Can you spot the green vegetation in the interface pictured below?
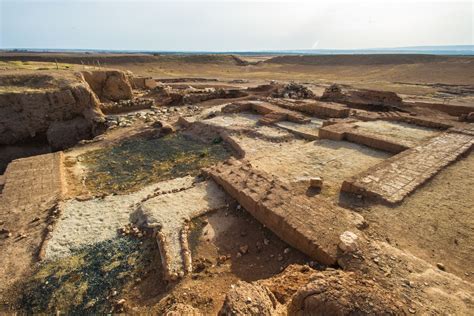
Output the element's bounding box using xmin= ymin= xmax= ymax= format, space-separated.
xmin=19 ymin=237 xmax=160 ymax=314
xmin=80 ymin=133 xmax=231 ymax=194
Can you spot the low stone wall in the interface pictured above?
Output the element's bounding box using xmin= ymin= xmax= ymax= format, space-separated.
xmin=341 ymin=130 xmax=474 ymax=203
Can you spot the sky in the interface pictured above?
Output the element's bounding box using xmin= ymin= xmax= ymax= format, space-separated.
xmin=0 ymin=0 xmax=472 ymax=51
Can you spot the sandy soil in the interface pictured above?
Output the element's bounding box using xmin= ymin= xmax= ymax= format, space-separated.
xmin=1 ymin=53 xmax=473 ymax=314
xmin=353 ymin=120 xmax=440 ymax=146
xmin=246 ymin=138 xmax=391 ymax=199
xmin=360 ymin=153 xmax=474 ymax=283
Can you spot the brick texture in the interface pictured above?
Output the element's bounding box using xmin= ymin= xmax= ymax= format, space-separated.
xmin=0 ymin=152 xmax=65 ymax=209
xmin=204 ymin=159 xmax=362 ymax=265
xmin=341 ymin=131 xmax=474 ymax=203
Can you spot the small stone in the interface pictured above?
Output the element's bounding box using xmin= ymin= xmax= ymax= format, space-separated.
xmin=239 ymin=245 xmax=249 ymax=255
xmin=277 ymin=255 xmax=283 ymax=261
xmin=117 ymin=299 xmax=126 ymax=305
xmin=338 ymin=231 xmax=359 ymax=253
xmin=436 ymin=263 xmax=446 ymax=271
xmin=309 ymin=176 xmax=323 ymax=189
xmin=283 ymin=248 xmax=291 ymax=254
xmin=263 ymin=238 xmax=270 ymax=245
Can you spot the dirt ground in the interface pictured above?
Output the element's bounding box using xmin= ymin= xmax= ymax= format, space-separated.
xmin=359 ymin=153 xmax=474 ymax=283
xmin=0 ymin=53 xmax=473 ymax=314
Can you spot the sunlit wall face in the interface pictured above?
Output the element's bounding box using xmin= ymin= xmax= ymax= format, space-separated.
xmin=0 ymin=0 xmax=472 ymax=50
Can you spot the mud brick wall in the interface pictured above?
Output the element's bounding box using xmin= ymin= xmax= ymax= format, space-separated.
xmin=319 ymin=123 xmax=410 ymax=153
xmin=223 ymin=101 xmax=310 ymax=124
xmin=266 ymin=99 xmax=350 ymax=119
xmin=205 ymin=159 xmax=362 ymax=265
xmin=345 ymin=133 xmax=408 ymax=153
xmin=0 ymin=152 xmax=65 ymax=209
xmin=298 ymin=101 xmax=350 ymax=118
xmin=341 ymin=130 xmax=474 ymax=204
xmin=354 ymin=111 xmax=453 ymax=130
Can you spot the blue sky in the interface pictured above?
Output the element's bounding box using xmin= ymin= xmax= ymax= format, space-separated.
xmin=0 ymin=0 xmax=472 ymax=51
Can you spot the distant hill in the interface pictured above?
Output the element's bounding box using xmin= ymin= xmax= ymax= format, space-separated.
xmin=1 ymin=45 xmax=473 ymax=56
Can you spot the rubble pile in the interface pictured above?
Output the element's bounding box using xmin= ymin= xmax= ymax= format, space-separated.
xmin=272 ymin=82 xmax=316 ymax=99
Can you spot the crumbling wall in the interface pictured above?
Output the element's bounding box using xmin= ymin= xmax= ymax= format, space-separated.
xmin=321 ymin=84 xmax=404 ymax=111
xmin=0 ymin=73 xmax=105 ymax=149
xmin=131 ymin=76 xmax=157 ymax=90
xmin=81 ymin=70 xmax=133 ymax=102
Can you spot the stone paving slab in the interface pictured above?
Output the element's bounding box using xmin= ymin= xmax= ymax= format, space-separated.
xmin=341 ymin=130 xmax=474 ymax=203
xmin=0 ymin=152 xmax=65 ymax=209
xmin=204 ymin=158 xmax=363 ymax=265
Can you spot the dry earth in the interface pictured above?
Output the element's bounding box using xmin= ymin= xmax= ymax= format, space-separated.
xmin=0 ymin=53 xmax=473 ymax=314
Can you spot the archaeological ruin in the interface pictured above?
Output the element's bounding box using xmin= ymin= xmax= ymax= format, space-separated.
xmin=0 ymin=53 xmax=473 ymax=315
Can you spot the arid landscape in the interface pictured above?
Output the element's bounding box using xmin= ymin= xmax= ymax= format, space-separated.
xmin=0 ymin=52 xmax=473 ymax=315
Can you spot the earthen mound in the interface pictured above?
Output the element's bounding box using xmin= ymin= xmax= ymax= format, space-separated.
xmin=81 ymin=70 xmax=133 ymax=102
xmin=288 ymin=269 xmax=404 ymax=315
xmin=0 ymin=72 xmax=105 ymax=149
xmin=272 ymin=82 xmax=316 ymax=99
xmin=219 ymin=281 xmax=281 ymax=315
xmin=321 ymin=83 xmax=404 ymax=111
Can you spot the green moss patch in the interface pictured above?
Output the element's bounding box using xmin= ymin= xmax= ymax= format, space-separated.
xmin=80 ymin=134 xmax=231 ymax=194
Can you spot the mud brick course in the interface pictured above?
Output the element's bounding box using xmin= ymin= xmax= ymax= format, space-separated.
xmin=222 ymin=100 xmax=310 ymax=125
xmin=204 ymin=159 xmax=363 ymax=265
xmin=354 ymin=110 xmax=453 ymax=129
xmin=319 ymin=123 xmax=411 ymax=153
xmin=270 ymin=99 xmax=350 ymax=118
xmin=0 ymin=152 xmax=65 ymax=209
xmin=341 ymin=130 xmax=474 ymax=204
